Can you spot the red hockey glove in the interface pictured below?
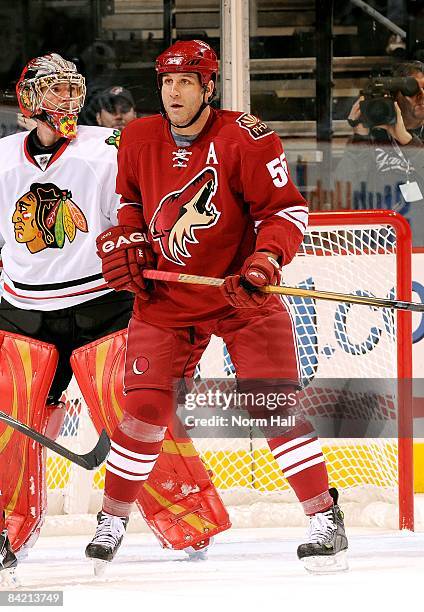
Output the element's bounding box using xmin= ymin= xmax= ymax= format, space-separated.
xmin=221 ymin=252 xmax=280 ymax=308
xmin=96 ymin=226 xmax=156 ymax=300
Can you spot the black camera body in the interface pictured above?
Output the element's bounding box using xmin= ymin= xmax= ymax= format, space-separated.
xmin=359 ymin=77 xmax=419 ymax=128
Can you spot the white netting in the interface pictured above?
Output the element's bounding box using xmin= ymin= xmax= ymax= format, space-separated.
xmin=46 ymin=218 xmax=407 ymax=528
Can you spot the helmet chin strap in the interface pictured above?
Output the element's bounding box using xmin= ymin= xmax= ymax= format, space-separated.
xmin=169 ymin=102 xmax=208 ymax=129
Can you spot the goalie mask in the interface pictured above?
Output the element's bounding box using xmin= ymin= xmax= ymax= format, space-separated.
xmin=16 ymin=53 xmax=86 ymax=139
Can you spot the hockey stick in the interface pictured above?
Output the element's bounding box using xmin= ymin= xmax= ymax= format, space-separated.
xmin=143 ymin=269 xmax=424 ymax=312
xmin=0 ymin=410 xmax=110 ymax=470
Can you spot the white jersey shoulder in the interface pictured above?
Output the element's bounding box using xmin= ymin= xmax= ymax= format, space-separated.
xmin=67 ymin=125 xmax=120 ymax=162
xmin=0 ymin=127 xmax=119 ymax=175
xmin=0 ymin=126 xmax=121 ymax=311
xmin=0 ymin=132 xmax=27 ymax=174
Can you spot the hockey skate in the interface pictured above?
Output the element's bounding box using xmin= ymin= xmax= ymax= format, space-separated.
xmin=184 ymin=537 xmax=214 ymax=561
xmin=0 ymin=529 xmax=19 ymax=587
xmin=297 ymin=488 xmax=348 ymax=574
xmin=85 ymin=512 xmax=128 ymax=576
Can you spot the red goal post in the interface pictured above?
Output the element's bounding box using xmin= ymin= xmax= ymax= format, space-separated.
xmin=303 ymin=210 xmax=413 ymax=530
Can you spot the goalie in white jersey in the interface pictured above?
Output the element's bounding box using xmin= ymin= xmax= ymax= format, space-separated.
xmin=0 ymin=52 xmax=134 ymax=584
xmin=0 ymin=53 xmax=231 ymax=586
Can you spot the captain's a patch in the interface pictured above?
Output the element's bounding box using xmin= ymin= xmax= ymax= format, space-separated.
xmin=236 ymin=113 xmax=274 ymax=140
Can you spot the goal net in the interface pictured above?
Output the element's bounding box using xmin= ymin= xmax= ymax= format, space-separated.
xmin=46 ymin=211 xmax=413 ymax=531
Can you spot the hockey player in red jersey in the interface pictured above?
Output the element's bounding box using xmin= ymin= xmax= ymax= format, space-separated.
xmin=90 ymin=39 xmax=348 ymax=573
xmin=0 ymin=52 xmax=229 ymax=585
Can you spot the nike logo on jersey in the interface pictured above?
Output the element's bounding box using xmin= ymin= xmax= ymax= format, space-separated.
xmin=149 ymin=167 xmax=220 ymax=266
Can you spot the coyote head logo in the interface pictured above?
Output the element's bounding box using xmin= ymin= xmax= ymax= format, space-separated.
xmin=149 ymin=167 xmax=219 ymax=265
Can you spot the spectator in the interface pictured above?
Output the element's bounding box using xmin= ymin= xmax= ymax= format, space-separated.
xmin=333 ymin=60 xmax=424 ymax=245
xmin=94 ymin=86 xmax=137 ymax=130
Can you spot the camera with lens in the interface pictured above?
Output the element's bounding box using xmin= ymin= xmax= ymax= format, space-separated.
xmin=359 ymin=77 xmax=419 ymax=128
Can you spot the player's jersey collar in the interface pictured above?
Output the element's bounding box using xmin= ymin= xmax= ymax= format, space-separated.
xmin=164 ymin=106 xmax=217 ymax=148
xmin=24 ymin=130 xmax=71 ymax=172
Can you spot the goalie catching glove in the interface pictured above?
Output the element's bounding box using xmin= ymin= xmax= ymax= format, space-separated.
xmin=96 ymin=226 xmax=155 ymax=299
xmin=221 ymin=252 xmax=280 ymax=308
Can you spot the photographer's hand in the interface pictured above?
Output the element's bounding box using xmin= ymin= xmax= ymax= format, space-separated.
xmin=348 ymin=98 xmax=370 ymax=136
xmin=379 ymin=101 xmax=412 ymax=145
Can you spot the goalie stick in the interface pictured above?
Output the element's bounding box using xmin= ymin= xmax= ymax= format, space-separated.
xmin=143 ymin=269 xmax=422 ymax=312
xmin=0 ymin=410 xmax=110 ymax=470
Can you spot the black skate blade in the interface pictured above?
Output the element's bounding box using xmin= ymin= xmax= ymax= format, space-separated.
xmin=302 ymin=550 xmax=349 ymax=574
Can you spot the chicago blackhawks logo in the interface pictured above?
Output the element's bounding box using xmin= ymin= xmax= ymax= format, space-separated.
xmin=12 ymin=182 xmax=88 ymax=253
xmin=236 ymin=113 xmax=273 ymax=140
xmin=149 ymin=167 xmax=219 ymax=266
xmin=105 ymin=129 xmax=121 ymax=149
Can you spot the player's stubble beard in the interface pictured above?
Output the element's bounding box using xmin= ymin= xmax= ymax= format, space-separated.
xmin=166 ymin=102 xmax=200 ymax=130
xmin=164 ymin=87 xmax=211 ymax=132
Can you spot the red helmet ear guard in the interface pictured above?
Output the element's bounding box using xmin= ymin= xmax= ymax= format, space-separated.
xmin=155 ymin=39 xmax=218 ymax=95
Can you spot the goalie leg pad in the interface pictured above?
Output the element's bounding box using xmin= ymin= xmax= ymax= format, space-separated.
xmin=71 ymin=330 xmax=231 ymax=549
xmin=70 ymin=329 xmax=128 ymax=434
xmin=137 ymin=421 xmax=231 ymax=550
xmin=0 ymin=331 xmax=58 ymax=552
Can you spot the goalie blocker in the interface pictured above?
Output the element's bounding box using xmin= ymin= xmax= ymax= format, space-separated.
xmin=71 ymin=330 xmax=231 ymax=550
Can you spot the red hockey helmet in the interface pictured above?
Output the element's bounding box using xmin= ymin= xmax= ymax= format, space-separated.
xmin=155 ymin=40 xmax=218 ymax=92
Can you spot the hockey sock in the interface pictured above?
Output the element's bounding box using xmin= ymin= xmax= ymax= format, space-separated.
xmin=245 ymin=384 xmax=334 ymax=516
xmin=267 ymin=423 xmax=333 ymax=515
xmin=241 ymin=383 xmax=333 ymax=515
xmin=103 ymin=388 xmax=172 ymax=516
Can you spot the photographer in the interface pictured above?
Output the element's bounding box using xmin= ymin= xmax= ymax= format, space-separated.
xmin=334 ymin=61 xmax=424 ymax=245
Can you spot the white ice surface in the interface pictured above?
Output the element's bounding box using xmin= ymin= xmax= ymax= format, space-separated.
xmin=7 ymin=527 xmax=424 ymax=612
